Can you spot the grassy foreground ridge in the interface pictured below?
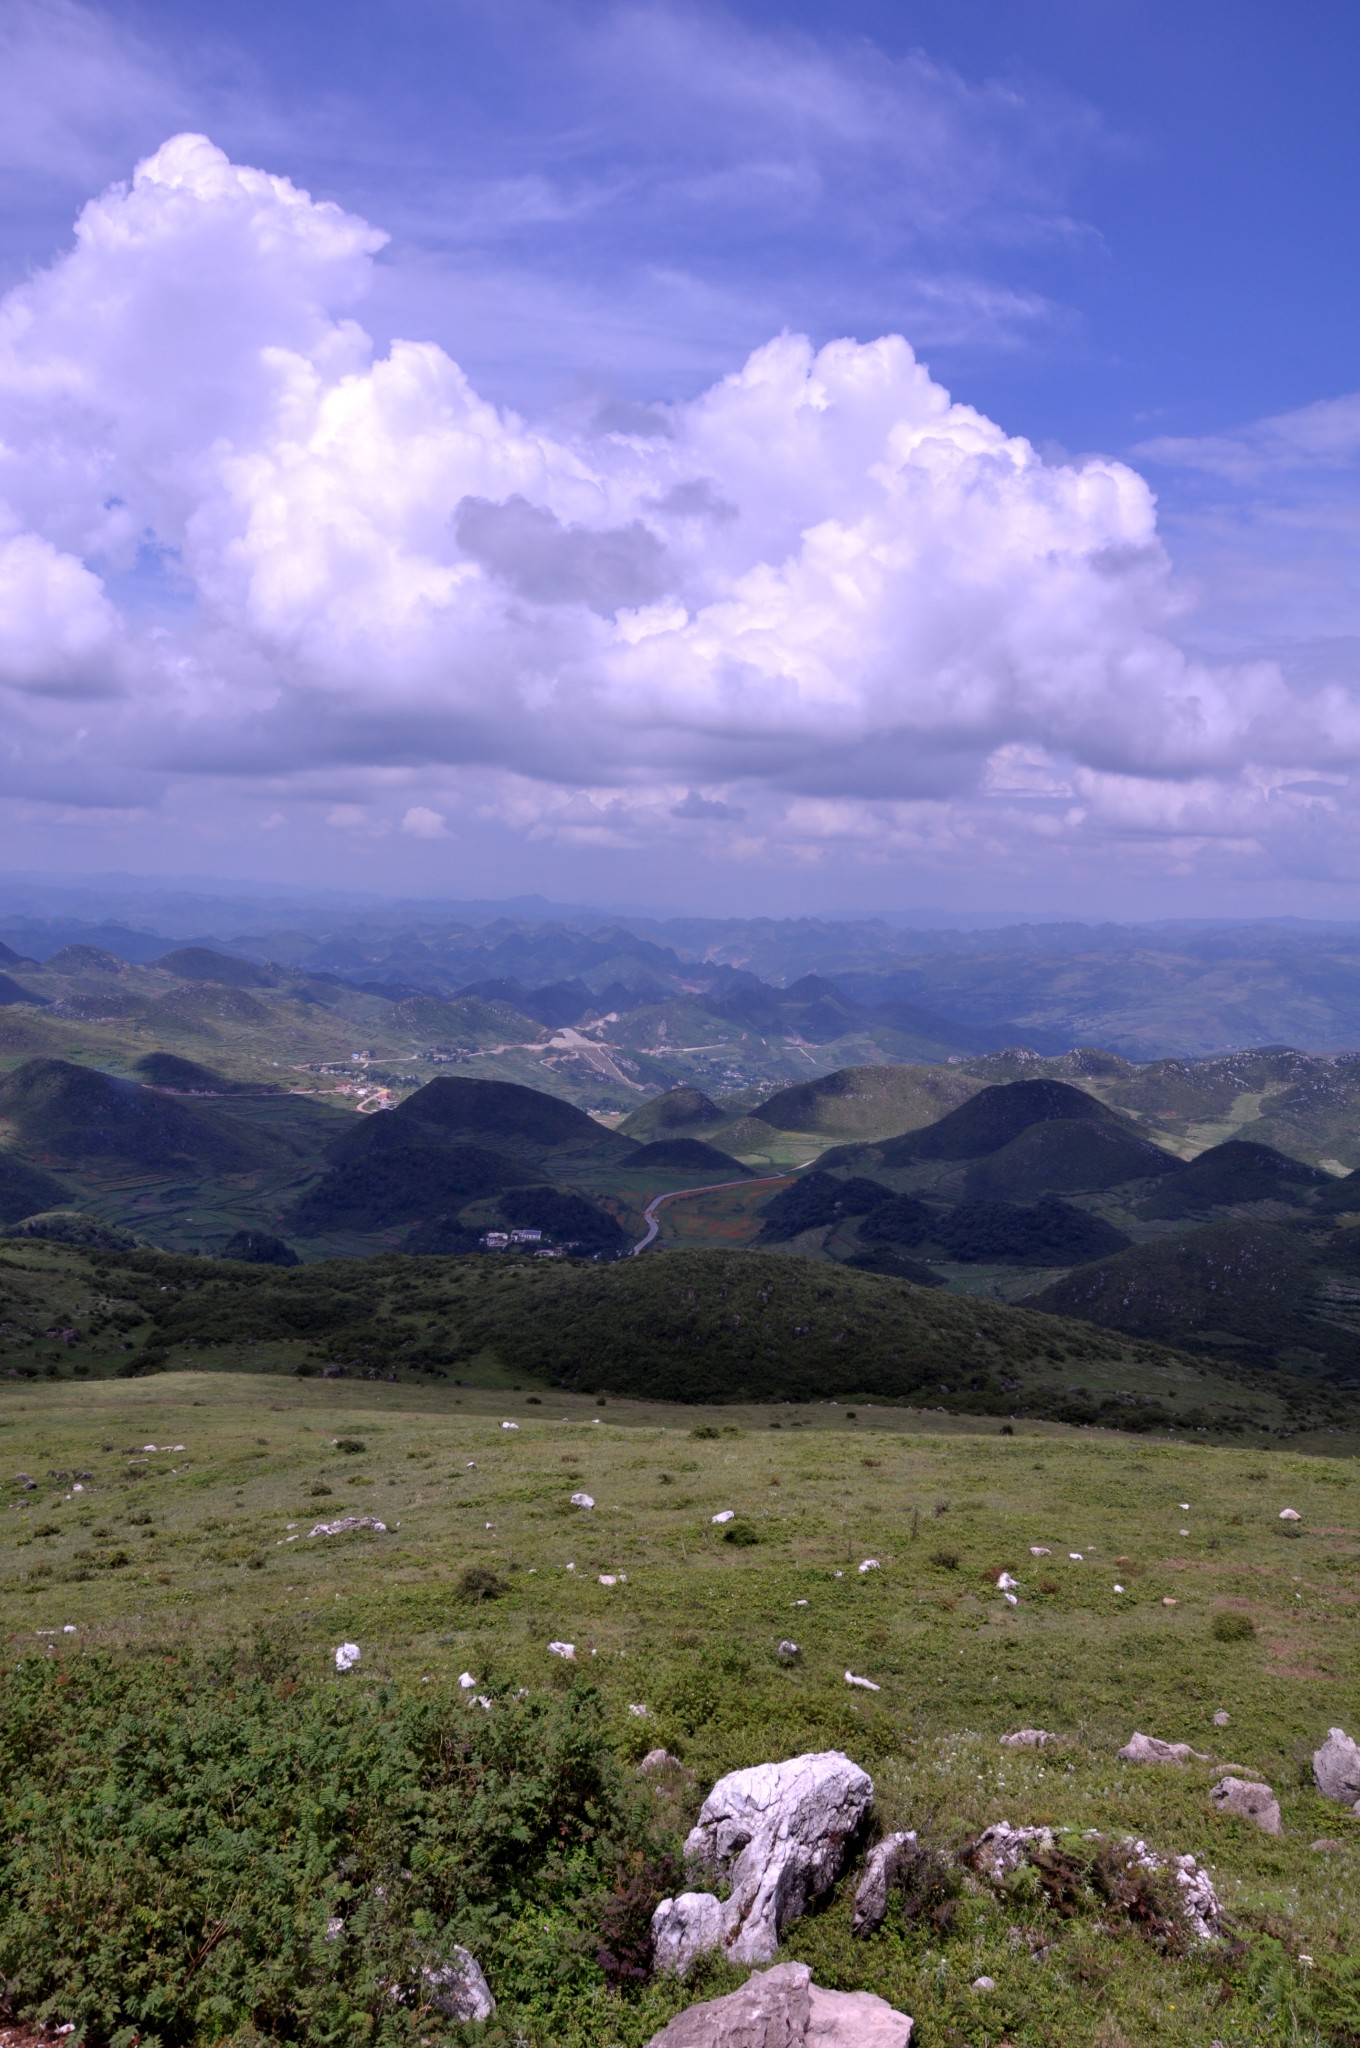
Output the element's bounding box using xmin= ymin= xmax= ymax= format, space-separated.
xmin=1 ymin=1369 xmax=1358 ymax=2045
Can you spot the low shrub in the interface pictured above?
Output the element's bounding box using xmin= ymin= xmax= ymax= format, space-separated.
xmin=0 ymin=1654 xmax=668 ymax=2045
xmin=458 ymin=1565 xmax=508 ymax=1602
xmin=1212 ymin=1611 xmax=1257 ymax=1642
xmin=895 ymin=1841 xmax=961 ymax=1937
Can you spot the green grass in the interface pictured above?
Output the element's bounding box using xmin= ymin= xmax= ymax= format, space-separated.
xmin=0 ymin=1371 xmax=1358 ymax=2042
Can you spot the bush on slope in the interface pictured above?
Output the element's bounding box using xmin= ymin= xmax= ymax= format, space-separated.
xmin=755 ymin=1171 xmax=891 ymax=1242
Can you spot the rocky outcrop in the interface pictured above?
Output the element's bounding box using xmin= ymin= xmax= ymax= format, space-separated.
xmin=644 ymin=1962 xmax=912 ymax=2047
xmin=652 ymin=1752 xmax=874 ymax=1971
xmin=851 ymin=1831 xmax=917 ymax=1937
xmin=1118 ymin=1731 xmax=1209 ymax=1765
xmin=422 ymin=1946 xmax=494 ymax=2022
xmin=965 ymin=1822 xmax=1055 ymax=1881
xmin=1313 ymin=1727 xmax=1360 ymax=1809
xmin=1210 ymin=1776 xmax=1282 ymax=1835
xmin=964 ymin=1824 xmax=1222 ymax=1943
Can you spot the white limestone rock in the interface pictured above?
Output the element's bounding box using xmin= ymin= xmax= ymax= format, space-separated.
xmin=1314 ymin=1727 xmax=1360 ymax=1808
xmin=851 ymin=1830 xmax=917 ymax=1937
xmin=651 ymin=1892 xmax=730 ymax=1978
xmin=644 ymin=1963 xmax=912 ymax=2047
xmin=806 ymin=1983 xmax=913 ymax=2045
xmin=422 ymin=1946 xmax=494 ymax=2022
xmin=1210 ymin=1776 xmax=1282 ymax=1835
xmin=966 ymin=1822 xmax=1054 ymax=1881
xmin=1124 ymin=1840 xmax=1222 ymax=1942
xmin=1000 ymin=1729 xmax=1056 ymax=1748
xmin=652 ymin=1751 xmax=874 ymax=1970
xmin=1118 ymin=1731 xmax=1209 ymax=1765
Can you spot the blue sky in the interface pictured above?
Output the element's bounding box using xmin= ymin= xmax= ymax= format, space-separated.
xmin=1 ymin=0 xmax=1359 ymax=916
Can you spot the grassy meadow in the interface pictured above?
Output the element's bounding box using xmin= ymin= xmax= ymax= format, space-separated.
xmin=3 ymin=1369 xmax=1359 ymax=2045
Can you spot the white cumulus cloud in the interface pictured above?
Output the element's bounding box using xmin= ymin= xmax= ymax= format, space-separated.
xmin=1 ymin=130 xmax=1358 ymax=889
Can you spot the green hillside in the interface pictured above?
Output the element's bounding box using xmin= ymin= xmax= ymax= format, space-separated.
xmin=754 ymin=1170 xmax=893 ymax=1242
xmin=288 ymin=1139 xmax=528 ymax=1234
xmin=930 ymin=1196 xmax=1130 ymax=1267
xmin=0 ymin=1153 xmax=72 ymax=1226
xmin=364 ymin=1075 xmax=634 ymax=1161
xmin=1138 ymin=1139 xmax=1331 ymax=1218
xmin=625 ymin=1137 xmax=750 ymax=1176
xmin=961 ymin=1117 xmax=1183 ymax=1199
xmin=153 ymin=946 xmax=277 ymax=987
xmin=133 ymin=1050 xmax=264 ymax=1092
xmin=884 ymin=1078 xmax=1120 ymax=1163
xmin=1026 ymin=1219 xmax=1360 ymax=1378
xmin=389 ymin=992 xmax=547 ymax=1046
xmin=617 ymin=1083 xmax=723 ymax=1139
xmin=750 ymin=1062 xmax=980 ymax=1138
xmin=0 ymin=1058 xmax=273 ymax=1173
xmin=1 ymin=1235 xmax=1344 ymax=1438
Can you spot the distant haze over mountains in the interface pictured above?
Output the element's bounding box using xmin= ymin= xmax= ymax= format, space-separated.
xmin=9 ymin=878 xmax=1360 ymax=1061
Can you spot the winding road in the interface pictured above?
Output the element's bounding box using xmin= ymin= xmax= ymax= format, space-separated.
xmin=631 ymin=1171 xmax=796 ymax=1254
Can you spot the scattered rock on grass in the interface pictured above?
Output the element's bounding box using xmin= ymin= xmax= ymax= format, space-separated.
xmin=309 ymin=1516 xmax=387 ymax=1538
xmin=1001 ymin=1729 xmax=1056 ymax=1748
xmin=845 ymin=1670 xmax=880 ymax=1691
xmin=422 ymin=1947 xmax=495 ymax=2022
xmin=547 ymin=1640 xmax=575 ymax=1659
xmin=653 ymin=1751 xmax=874 ymax=1970
xmin=1313 ymin=1727 xmax=1360 ymax=1808
xmin=334 ymin=1643 xmax=361 ymax=1672
xmin=1279 ymin=1508 xmax=1301 ymax=1521
xmin=1210 ymin=1777 xmax=1282 ymax=1835
xmin=1311 ymin=1838 xmax=1347 ymax=1853
xmin=639 ymin=1748 xmax=694 ymax=1784
xmin=570 ymin=1492 xmax=594 ymax=1508
xmin=643 ymin=1961 xmax=912 ymax=2048
xmin=852 ymin=1830 xmax=918 ymax=1937
xmin=1213 ymin=1710 xmax=1230 ymax=1726
xmin=1118 ymin=1731 xmax=1209 ymax=1765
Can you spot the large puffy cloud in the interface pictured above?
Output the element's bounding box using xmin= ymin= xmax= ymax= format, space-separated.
xmin=1 ymin=132 xmax=1357 ymax=885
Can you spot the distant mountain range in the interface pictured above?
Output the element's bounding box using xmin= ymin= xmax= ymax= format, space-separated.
xmin=10 ymin=903 xmax=1360 ymax=1060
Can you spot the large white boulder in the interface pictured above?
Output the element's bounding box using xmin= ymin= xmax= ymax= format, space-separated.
xmin=652 ymin=1751 xmax=874 ymax=1970
xmin=422 ymin=1946 xmax=494 ymax=2022
xmin=644 ymin=1962 xmax=911 ymax=2047
xmin=1313 ymin=1727 xmax=1360 ymax=1809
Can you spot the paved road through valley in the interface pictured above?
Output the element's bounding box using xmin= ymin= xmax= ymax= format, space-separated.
xmin=631 ymin=1172 xmax=796 ymax=1254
